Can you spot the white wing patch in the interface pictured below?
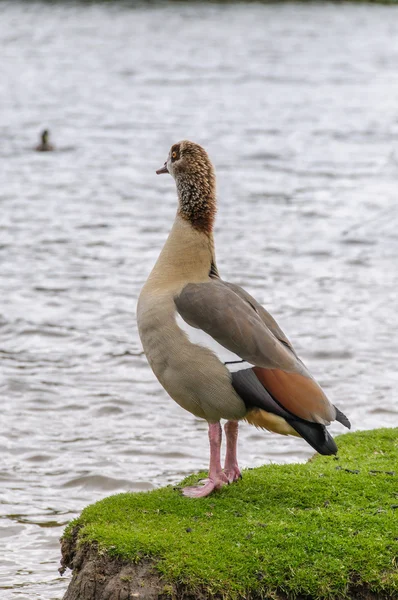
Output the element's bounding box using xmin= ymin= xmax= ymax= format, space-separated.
xmin=176 ymin=314 xmax=251 ymax=373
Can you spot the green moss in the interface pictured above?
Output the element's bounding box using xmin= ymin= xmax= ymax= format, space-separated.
xmin=64 ymin=428 xmax=398 ymax=599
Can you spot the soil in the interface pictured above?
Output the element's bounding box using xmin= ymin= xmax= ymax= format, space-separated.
xmin=60 ymin=526 xmax=211 ymax=600
xmin=60 ymin=527 xmax=166 ymax=600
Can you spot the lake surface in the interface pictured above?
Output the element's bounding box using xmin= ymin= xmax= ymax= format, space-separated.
xmin=1 ymin=1 xmax=397 ymax=598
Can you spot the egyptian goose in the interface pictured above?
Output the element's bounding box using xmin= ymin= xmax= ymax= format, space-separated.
xmin=35 ymin=129 xmax=54 ymax=152
xmin=137 ymin=141 xmax=350 ymax=498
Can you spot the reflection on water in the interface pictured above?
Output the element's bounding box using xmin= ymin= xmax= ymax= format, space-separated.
xmin=1 ymin=1 xmax=398 ymax=598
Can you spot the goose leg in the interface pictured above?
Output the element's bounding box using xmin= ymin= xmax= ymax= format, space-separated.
xmin=182 ymin=422 xmax=229 ymax=498
xmin=224 ymin=420 xmax=242 ymax=483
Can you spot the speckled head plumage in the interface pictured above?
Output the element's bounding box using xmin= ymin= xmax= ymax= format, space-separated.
xmin=156 ymin=140 xmax=216 ymax=234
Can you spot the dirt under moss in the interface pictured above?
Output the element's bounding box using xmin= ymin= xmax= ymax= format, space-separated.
xmin=60 ymin=428 xmax=398 ymax=600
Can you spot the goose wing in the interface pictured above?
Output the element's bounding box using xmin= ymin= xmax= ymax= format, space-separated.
xmin=175 ymin=278 xmax=348 ymax=428
xmin=217 ymin=279 xmax=295 ymax=353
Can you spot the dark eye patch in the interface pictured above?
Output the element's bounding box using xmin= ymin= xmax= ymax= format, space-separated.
xmin=171 ymin=144 xmax=180 ymax=162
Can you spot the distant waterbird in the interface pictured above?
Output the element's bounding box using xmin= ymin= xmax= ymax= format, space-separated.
xmin=137 ymin=141 xmax=351 ymax=498
xmin=35 ymin=129 xmax=54 ymax=152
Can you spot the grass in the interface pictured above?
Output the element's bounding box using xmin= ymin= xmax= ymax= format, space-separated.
xmin=64 ymin=428 xmax=398 ymax=599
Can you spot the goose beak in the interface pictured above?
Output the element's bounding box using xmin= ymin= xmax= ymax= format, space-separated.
xmin=156 ymin=162 xmax=168 ymax=175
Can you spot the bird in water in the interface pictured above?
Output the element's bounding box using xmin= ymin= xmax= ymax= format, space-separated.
xmin=137 ymin=141 xmax=350 ymax=498
xmin=35 ymin=129 xmax=54 ymax=152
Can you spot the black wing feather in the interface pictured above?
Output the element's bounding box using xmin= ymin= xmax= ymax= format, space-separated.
xmin=286 ymin=419 xmax=338 ymax=455
xmin=232 ymin=368 xmax=338 ymax=456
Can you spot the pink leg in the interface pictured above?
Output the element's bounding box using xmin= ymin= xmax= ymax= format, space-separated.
xmin=224 ymin=420 xmax=242 ymax=483
xmin=182 ymin=422 xmax=229 ymax=498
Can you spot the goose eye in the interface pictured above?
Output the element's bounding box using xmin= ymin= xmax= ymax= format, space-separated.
xmin=171 ymin=151 xmax=177 ymax=159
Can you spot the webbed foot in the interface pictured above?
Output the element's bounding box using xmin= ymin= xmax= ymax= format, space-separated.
xmin=182 ymin=472 xmax=229 ymax=498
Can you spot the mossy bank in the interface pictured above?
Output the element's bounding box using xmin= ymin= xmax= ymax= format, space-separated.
xmin=61 ymin=428 xmax=398 ymax=600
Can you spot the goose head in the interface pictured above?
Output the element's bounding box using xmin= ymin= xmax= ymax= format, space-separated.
xmin=36 ymin=129 xmax=54 ymax=152
xmin=156 ymin=140 xmax=216 ymax=233
xmin=42 ymin=129 xmax=49 ymax=145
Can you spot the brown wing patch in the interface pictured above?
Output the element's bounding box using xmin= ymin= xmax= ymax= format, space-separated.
xmin=245 ymin=408 xmax=300 ymax=437
xmin=253 ymin=367 xmax=335 ymax=424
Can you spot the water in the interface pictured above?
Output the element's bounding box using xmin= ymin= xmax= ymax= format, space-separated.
xmin=1 ymin=1 xmax=398 ymax=597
